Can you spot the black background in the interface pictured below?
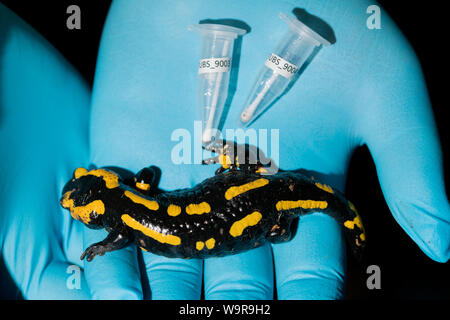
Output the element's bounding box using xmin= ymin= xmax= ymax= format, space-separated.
xmin=0 ymin=0 xmax=448 ymax=300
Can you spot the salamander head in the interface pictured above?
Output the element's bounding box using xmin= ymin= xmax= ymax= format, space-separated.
xmin=60 ymin=167 xmax=118 ymax=229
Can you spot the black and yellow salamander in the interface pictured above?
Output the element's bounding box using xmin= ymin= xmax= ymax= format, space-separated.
xmin=60 ymin=142 xmax=366 ymax=262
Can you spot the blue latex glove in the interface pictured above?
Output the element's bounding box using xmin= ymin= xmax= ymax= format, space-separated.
xmin=87 ymin=0 xmax=449 ymax=300
xmin=0 ymin=4 xmax=92 ymax=299
xmin=0 ymin=4 xmax=144 ymax=300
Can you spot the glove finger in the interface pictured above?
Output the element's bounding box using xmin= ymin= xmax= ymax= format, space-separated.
xmin=29 ymin=260 xmax=91 ymax=300
xmin=0 ymin=2 xmax=93 ymax=299
xmin=272 ymin=213 xmax=347 ymax=300
xmin=204 ymin=244 xmax=274 ymax=300
xmin=60 ymin=210 xmax=85 ymax=268
xmin=83 ymin=228 xmax=143 ymax=300
xmin=142 ymin=252 xmax=203 ymax=300
xmin=1 ymin=200 xmax=90 ymax=299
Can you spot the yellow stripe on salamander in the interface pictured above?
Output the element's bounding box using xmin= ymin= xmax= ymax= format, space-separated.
xmin=205 ymin=238 xmax=215 ymax=249
xmin=196 ymin=238 xmax=215 ymax=250
xmin=344 ymin=201 xmax=364 ymax=231
xmin=219 ymin=154 xmax=232 ymax=169
xmin=315 ymin=182 xmax=334 ymax=194
xmin=225 ymin=178 xmax=269 ymax=200
xmin=61 ymin=191 xmax=105 ymax=224
xmin=255 ymin=167 xmax=268 ymax=174
xmin=196 ymin=241 xmax=205 ymax=251
xmin=276 ymin=200 xmax=328 ymax=211
xmin=229 ymin=211 xmax=263 ymax=237
xmin=167 ymin=204 xmax=182 ymax=217
xmin=121 ymin=214 xmax=181 ymax=246
xmin=345 ymin=216 xmax=363 ymax=230
xmin=74 ymin=168 xmax=120 ymax=189
xmin=136 ymin=182 xmax=151 ymax=191
xmin=185 ymin=202 xmax=211 ymax=215
xmin=124 ymin=190 xmax=159 ymax=211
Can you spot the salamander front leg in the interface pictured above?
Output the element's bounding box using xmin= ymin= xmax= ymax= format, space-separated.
xmin=81 ymin=230 xmax=129 ymax=262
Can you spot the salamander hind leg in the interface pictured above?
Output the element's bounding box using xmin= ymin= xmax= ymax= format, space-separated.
xmin=202 ymin=139 xmax=272 ymax=175
xmin=266 ymin=215 xmax=298 ymax=244
xmin=202 ymin=139 xmax=239 ymax=174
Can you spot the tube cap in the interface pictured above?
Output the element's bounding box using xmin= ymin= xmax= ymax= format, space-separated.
xmin=188 ymin=23 xmax=247 ymax=39
xmin=280 ymin=12 xmax=331 ymax=47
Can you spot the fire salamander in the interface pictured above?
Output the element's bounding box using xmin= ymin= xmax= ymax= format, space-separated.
xmin=60 ymin=142 xmax=366 ymax=262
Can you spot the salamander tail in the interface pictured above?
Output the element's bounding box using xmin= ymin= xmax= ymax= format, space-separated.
xmin=332 ymin=198 xmax=366 ymax=262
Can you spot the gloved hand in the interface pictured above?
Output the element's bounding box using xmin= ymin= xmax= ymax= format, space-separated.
xmin=2 ymin=0 xmax=449 ymax=300
xmin=87 ymin=0 xmax=449 ymax=300
xmin=1 ymin=2 xmax=148 ymax=299
xmin=0 ymin=3 xmax=91 ymax=299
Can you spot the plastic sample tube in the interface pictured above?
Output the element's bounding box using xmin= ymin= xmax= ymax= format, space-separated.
xmin=189 ymin=24 xmax=246 ymax=143
xmin=240 ymin=12 xmax=331 ymax=126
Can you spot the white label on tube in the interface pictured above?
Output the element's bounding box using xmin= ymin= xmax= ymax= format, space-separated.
xmin=264 ymin=53 xmax=298 ymax=79
xmin=198 ymin=57 xmax=231 ymax=74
